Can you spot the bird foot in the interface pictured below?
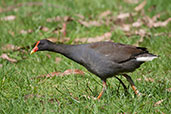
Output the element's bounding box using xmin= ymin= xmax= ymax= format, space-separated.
xmin=82 ymin=95 xmax=102 ymax=100
xmin=137 ymin=92 xmax=142 ymax=97
xmin=82 ymin=95 xmax=98 ymax=100
xmin=137 ymin=92 xmax=146 ymax=97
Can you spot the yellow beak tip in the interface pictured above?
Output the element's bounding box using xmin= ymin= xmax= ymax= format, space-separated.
xmin=30 ymin=50 xmax=35 ymax=55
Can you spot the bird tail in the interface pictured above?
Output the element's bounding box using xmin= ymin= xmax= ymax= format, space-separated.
xmin=136 ymin=53 xmax=158 ymax=61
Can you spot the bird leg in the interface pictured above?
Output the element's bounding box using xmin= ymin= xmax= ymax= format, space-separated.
xmin=115 ymin=76 xmax=128 ymax=93
xmin=122 ymin=74 xmax=141 ymax=96
xmin=97 ymin=80 xmax=107 ymax=99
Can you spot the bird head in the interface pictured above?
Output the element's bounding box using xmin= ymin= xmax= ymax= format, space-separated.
xmin=30 ymin=39 xmax=51 ymax=54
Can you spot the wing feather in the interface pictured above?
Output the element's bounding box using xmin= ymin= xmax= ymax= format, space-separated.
xmin=88 ymin=42 xmax=147 ymax=63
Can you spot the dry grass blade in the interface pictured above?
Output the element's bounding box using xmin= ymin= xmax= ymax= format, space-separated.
xmin=47 ymin=38 xmax=58 ymax=43
xmin=47 ymin=16 xmax=62 ymax=22
xmin=143 ymin=14 xmax=170 ymax=28
xmin=36 ymin=69 xmax=84 ymax=78
xmin=134 ymin=29 xmax=147 ymax=46
xmin=117 ymin=13 xmax=130 ymax=20
xmin=0 ymin=7 xmax=3 ymax=12
xmin=154 ymin=32 xmax=171 ymax=37
xmin=124 ymin=0 xmax=139 ymax=4
xmin=166 ymin=88 xmax=171 ymax=92
xmin=154 ymin=99 xmax=164 ymax=106
xmin=78 ymin=20 xmax=103 ymax=27
xmin=153 ymin=18 xmax=171 ymax=27
xmin=61 ymin=23 xmax=67 ymax=37
xmin=1 ymin=15 xmax=16 ymax=21
xmin=116 ymin=12 xmax=136 ymax=25
xmin=137 ymin=78 xmax=142 ymax=81
xmin=55 ymin=57 xmax=61 ymax=63
xmin=63 ymin=69 xmax=84 ymax=76
xmin=135 ymin=29 xmax=146 ymax=36
xmin=8 ymin=31 xmax=15 ymax=36
xmin=63 ymin=16 xmax=73 ymax=22
xmin=99 ymin=10 xmax=112 ymax=19
xmin=20 ymin=29 xmax=33 ymax=34
xmin=135 ymin=0 xmax=147 ymax=11
xmin=59 ymin=37 xmax=70 ymax=42
xmin=75 ymin=32 xmax=112 ymax=43
xmin=75 ymin=14 xmax=85 ymax=19
xmin=152 ymin=13 xmax=161 ymax=22
xmin=82 ymin=95 xmax=91 ymax=100
xmin=40 ymin=26 xmax=49 ymax=32
xmin=46 ymin=54 xmax=51 ymax=58
xmin=132 ymin=19 xmax=142 ymax=27
xmin=39 ymin=72 xmax=60 ymax=78
xmin=47 ymin=37 xmax=70 ymax=43
xmin=1 ymin=44 xmax=20 ymax=51
xmin=0 ymin=53 xmax=17 ymax=63
xmin=46 ymin=32 xmax=112 ymax=44
xmin=47 ymin=16 xmax=73 ymax=22
xmin=120 ymin=24 xmax=131 ymax=32
xmin=144 ymin=77 xmax=154 ymax=82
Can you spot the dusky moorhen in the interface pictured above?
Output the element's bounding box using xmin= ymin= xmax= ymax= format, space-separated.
xmin=31 ymin=39 xmax=157 ymax=99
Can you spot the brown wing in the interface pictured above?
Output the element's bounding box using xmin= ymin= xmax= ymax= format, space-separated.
xmin=88 ymin=41 xmax=148 ymax=63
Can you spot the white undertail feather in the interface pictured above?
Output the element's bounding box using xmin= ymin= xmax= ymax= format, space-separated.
xmin=136 ymin=56 xmax=158 ymax=61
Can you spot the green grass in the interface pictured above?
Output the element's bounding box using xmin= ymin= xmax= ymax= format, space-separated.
xmin=0 ymin=0 xmax=171 ymax=113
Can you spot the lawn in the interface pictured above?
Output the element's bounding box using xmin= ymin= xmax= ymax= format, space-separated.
xmin=0 ymin=0 xmax=171 ymax=113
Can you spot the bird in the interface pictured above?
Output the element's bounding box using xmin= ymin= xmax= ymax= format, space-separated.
xmin=31 ymin=39 xmax=158 ymax=99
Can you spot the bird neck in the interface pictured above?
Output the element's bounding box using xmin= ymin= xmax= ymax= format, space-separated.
xmin=47 ymin=42 xmax=82 ymax=63
xmin=48 ymin=43 xmax=73 ymax=56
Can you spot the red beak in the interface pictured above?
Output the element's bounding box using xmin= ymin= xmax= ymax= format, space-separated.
xmin=30 ymin=41 xmax=40 ymax=54
xmin=30 ymin=46 xmax=38 ymax=54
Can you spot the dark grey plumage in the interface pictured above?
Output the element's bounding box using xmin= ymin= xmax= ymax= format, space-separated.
xmin=31 ymin=39 xmax=157 ymax=98
xmin=36 ymin=40 xmax=155 ymax=80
